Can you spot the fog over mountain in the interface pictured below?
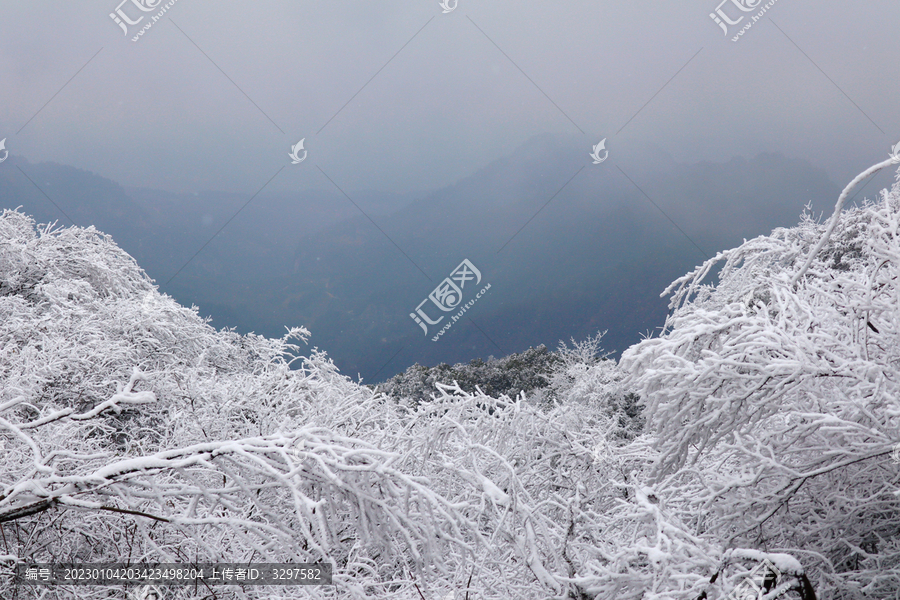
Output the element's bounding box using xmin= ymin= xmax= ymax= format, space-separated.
xmin=3 ymin=2 xmax=900 ymax=595
xmin=1 ymin=133 xmax=841 ymax=381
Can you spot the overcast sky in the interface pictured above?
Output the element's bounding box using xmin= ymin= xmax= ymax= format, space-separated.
xmin=1 ymin=1 xmax=898 ymax=198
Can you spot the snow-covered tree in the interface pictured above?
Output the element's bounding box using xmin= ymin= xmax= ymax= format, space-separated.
xmin=0 ymin=211 xmax=482 ymax=599
xmin=543 ymin=333 xmax=643 ymax=441
xmin=376 ymin=344 xmax=561 ymax=407
xmin=621 ymin=156 xmax=900 ymax=598
xmin=7 ymin=148 xmax=900 ymax=600
xmin=0 ymin=209 xmax=673 ymax=599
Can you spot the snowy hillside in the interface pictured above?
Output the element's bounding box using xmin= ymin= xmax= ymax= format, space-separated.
xmin=2 ymin=161 xmax=900 ymax=598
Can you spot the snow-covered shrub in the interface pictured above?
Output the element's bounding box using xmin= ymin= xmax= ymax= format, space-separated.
xmin=621 ymin=165 xmax=900 ymax=598
xmin=10 ymin=152 xmax=898 ymax=599
xmin=376 ymin=345 xmax=561 ymax=406
xmin=543 ymin=332 xmax=643 ymax=441
xmin=0 ymin=209 xmax=673 ymax=600
xmin=394 ymin=380 xmax=712 ymax=600
xmin=0 ymin=211 xmax=477 ymax=599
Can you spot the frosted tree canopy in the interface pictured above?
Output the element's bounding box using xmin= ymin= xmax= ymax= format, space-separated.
xmin=2 ymin=164 xmax=900 ymax=598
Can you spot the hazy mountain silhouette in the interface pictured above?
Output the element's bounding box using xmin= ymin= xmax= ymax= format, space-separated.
xmin=0 ymin=157 xmax=413 ymax=331
xmin=266 ymin=134 xmax=840 ymax=381
xmin=0 ymin=136 xmax=840 ymax=382
xmin=0 ymin=158 xmax=153 ymax=260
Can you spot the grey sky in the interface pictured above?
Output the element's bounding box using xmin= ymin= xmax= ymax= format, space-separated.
xmin=1 ymin=0 xmax=898 ymax=198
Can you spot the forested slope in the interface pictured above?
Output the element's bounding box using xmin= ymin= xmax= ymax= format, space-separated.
xmin=2 ymin=158 xmax=899 ymax=598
